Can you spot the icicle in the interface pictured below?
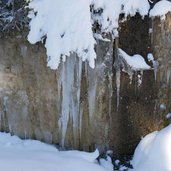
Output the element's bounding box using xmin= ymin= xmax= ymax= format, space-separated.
xmin=88 ymin=84 xmax=96 ymax=119
xmin=137 ymin=71 xmax=143 ymax=87
xmin=79 ymin=107 xmax=83 ymax=139
xmin=3 ymin=96 xmax=8 ymax=111
xmin=88 ymin=68 xmax=97 ymax=119
xmin=147 ymin=53 xmax=159 ymax=81
xmin=3 ymin=96 xmax=8 ymax=128
xmin=24 ymin=130 xmax=27 ymax=139
xmin=166 ymin=69 xmax=171 ymax=84
xmin=57 ymin=54 xmax=82 ymax=147
xmin=8 ymin=124 xmax=12 ymax=133
xmin=114 ymin=39 xmax=121 ymax=111
xmin=153 ymin=60 xmax=159 ymax=81
xmin=116 ymin=69 xmax=121 ymax=111
xmin=58 ymin=60 xmax=71 ymax=147
xmin=108 ymin=72 xmax=113 ymax=119
xmin=129 ymin=72 xmax=133 ymax=84
xmin=70 ymin=57 xmax=82 ymax=145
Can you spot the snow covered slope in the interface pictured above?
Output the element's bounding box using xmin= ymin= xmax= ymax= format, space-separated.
xmin=0 ymin=132 xmax=112 ymax=171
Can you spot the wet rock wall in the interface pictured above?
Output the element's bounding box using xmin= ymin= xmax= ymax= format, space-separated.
xmin=0 ymin=13 xmax=171 ymax=155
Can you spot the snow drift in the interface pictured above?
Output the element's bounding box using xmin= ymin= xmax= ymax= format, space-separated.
xmin=131 ymin=124 xmax=171 ymax=171
xmin=0 ymin=132 xmax=113 ymax=171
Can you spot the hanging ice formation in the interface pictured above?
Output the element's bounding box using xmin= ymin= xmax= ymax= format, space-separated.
xmin=57 ymin=54 xmax=82 ymax=147
xmin=147 ymin=53 xmax=159 ymax=81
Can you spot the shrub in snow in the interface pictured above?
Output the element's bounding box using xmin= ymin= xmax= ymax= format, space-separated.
xmin=131 ymin=124 xmax=171 ymax=171
xmin=0 ymin=0 xmax=28 ymax=31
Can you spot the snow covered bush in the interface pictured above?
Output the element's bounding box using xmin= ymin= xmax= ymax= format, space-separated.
xmin=27 ymin=0 xmax=150 ymax=69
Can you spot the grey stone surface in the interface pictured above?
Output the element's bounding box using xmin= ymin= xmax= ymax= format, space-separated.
xmin=0 ymin=13 xmax=170 ymax=155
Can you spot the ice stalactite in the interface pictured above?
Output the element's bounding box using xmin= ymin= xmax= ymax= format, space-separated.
xmin=57 ymin=54 xmax=82 ymax=147
xmin=3 ymin=96 xmax=8 ymax=131
xmin=108 ymin=67 xmax=113 ymax=119
xmin=114 ymin=40 xmax=121 ymax=110
xmin=137 ymin=71 xmax=143 ymax=87
xmin=166 ymin=69 xmax=171 ymax=84
xmin=152 ymin=60 xmax=159 ymax=81
xmin=88 ymin=68 xmax=97 ymax=120
xmin=147 ymin=52 xmax=159 ymax=81
xmin=116 ymin=69 xmax=121 ymax=110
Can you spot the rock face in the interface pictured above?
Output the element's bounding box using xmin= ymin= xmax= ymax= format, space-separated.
xmin=0 ymin=13 xmax=171 ymax=156
xmin=151 ymin=13 xmax=171 ymax=126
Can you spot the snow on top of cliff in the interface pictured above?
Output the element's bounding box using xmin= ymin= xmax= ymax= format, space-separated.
xmin=91 ymin=0 xmax=122 ymax=36
xmin=122 ymin=0 xmax=150 ymax=17
xmin=28 ymin=0 xmax=150 ymax=69
xmin=91 ymin=0 xmax=150 ymax=35
xmin=150 ymin=0 xmax=171 ymax=19
xmin=28 ymin=0 xmax=96 ymax=69
xmin=118 ymin=48 xmax=151 ymax=70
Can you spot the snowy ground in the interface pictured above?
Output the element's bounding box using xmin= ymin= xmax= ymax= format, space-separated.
xmin=0 ymin=132 xmax=113 ymax=171
xmin=1 ymin=124 xmax=171 ymax=171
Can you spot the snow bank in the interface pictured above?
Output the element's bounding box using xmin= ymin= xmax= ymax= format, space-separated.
xmin=118 ymin=48 xmax=150 ymax=70
xmin=150 ymin=0 xmax=171 ymax=19
xmin=131 ymin=124 xmax=171 ymax=171
xmin=28 ymin=0 xmax=150 ymax=69
xmin=0 ymin=132 xmax=112 ymax=171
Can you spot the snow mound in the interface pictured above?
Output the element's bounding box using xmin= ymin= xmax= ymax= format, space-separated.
xmin=150 ymin=0 xmax=171 ymax=19
xmin=118 ymin=48 xmax=151 ymax=70
xmin=131 ymin=124 xmax=171 ymax=171
xmin=0 ymin=132 xmax=112 ymax=171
